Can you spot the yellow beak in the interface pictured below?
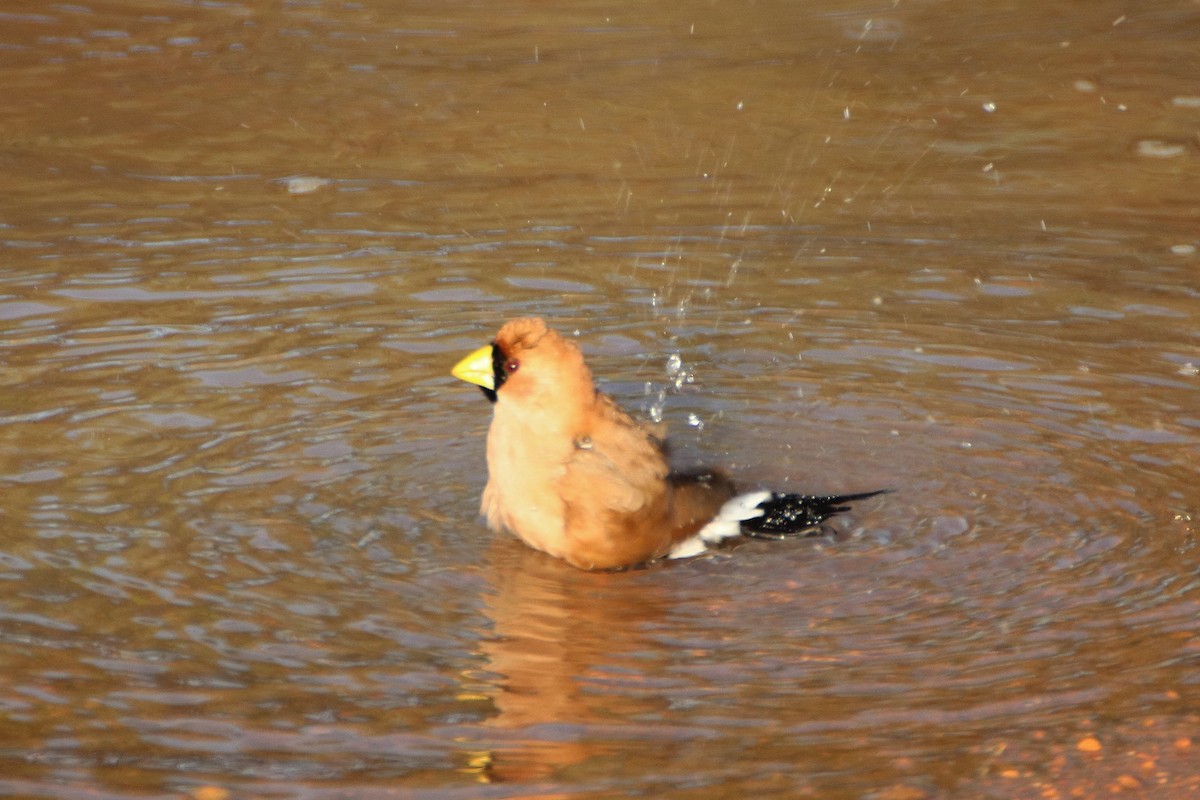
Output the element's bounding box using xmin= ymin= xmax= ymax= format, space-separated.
xmin=451 ymin=344 xmax=496 ymax=390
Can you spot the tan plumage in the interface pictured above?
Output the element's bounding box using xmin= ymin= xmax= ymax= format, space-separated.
xmin=452 ymin=318 xmax=885 ymax=570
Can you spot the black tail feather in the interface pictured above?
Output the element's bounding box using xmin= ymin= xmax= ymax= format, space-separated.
xmin=741 ymin=489 xmax=891 ymax=540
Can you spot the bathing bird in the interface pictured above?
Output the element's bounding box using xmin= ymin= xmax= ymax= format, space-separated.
xmin=452 ymin=317 xmax=886 ymax=570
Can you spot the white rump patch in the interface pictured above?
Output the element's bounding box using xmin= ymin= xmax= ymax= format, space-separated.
xmin=667 ymin=490 xmax=772 ymax=560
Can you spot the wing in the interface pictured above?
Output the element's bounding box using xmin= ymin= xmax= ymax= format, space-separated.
xmin=561 ymin=395 xmax=669 ymax=516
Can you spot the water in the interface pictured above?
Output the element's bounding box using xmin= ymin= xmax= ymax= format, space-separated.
xmin=1 ymin=1 xmax=1197 ymax=798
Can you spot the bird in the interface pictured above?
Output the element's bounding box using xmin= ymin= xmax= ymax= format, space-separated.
xmin=451 ymin=317 xmax=887 ymax=570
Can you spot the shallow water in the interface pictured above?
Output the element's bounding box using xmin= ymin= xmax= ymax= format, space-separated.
xmin=1 ymin=1 xmax=1198 ymax=798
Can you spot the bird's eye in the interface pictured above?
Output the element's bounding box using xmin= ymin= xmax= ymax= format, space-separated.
xmin=505 ymin=358 xmax=520 ymax=374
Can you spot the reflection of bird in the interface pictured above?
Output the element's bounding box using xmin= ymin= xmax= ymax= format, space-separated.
xmin=452 ymin=318 xmax=887 ymax=570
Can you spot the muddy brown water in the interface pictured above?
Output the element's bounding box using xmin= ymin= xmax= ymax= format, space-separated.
xmin=1 ymin=1 xmax=1197 ymax=798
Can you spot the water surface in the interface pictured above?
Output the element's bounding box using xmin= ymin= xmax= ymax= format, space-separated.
xmin=1 ymin=1 xmax=1198 ymax=798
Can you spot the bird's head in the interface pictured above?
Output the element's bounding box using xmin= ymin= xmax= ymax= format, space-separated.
xmin=451 ymin=318 xmax=593 ymax=408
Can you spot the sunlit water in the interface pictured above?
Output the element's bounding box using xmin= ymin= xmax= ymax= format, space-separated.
xmin=1 ymin=1 xmax=1197 ymax=798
